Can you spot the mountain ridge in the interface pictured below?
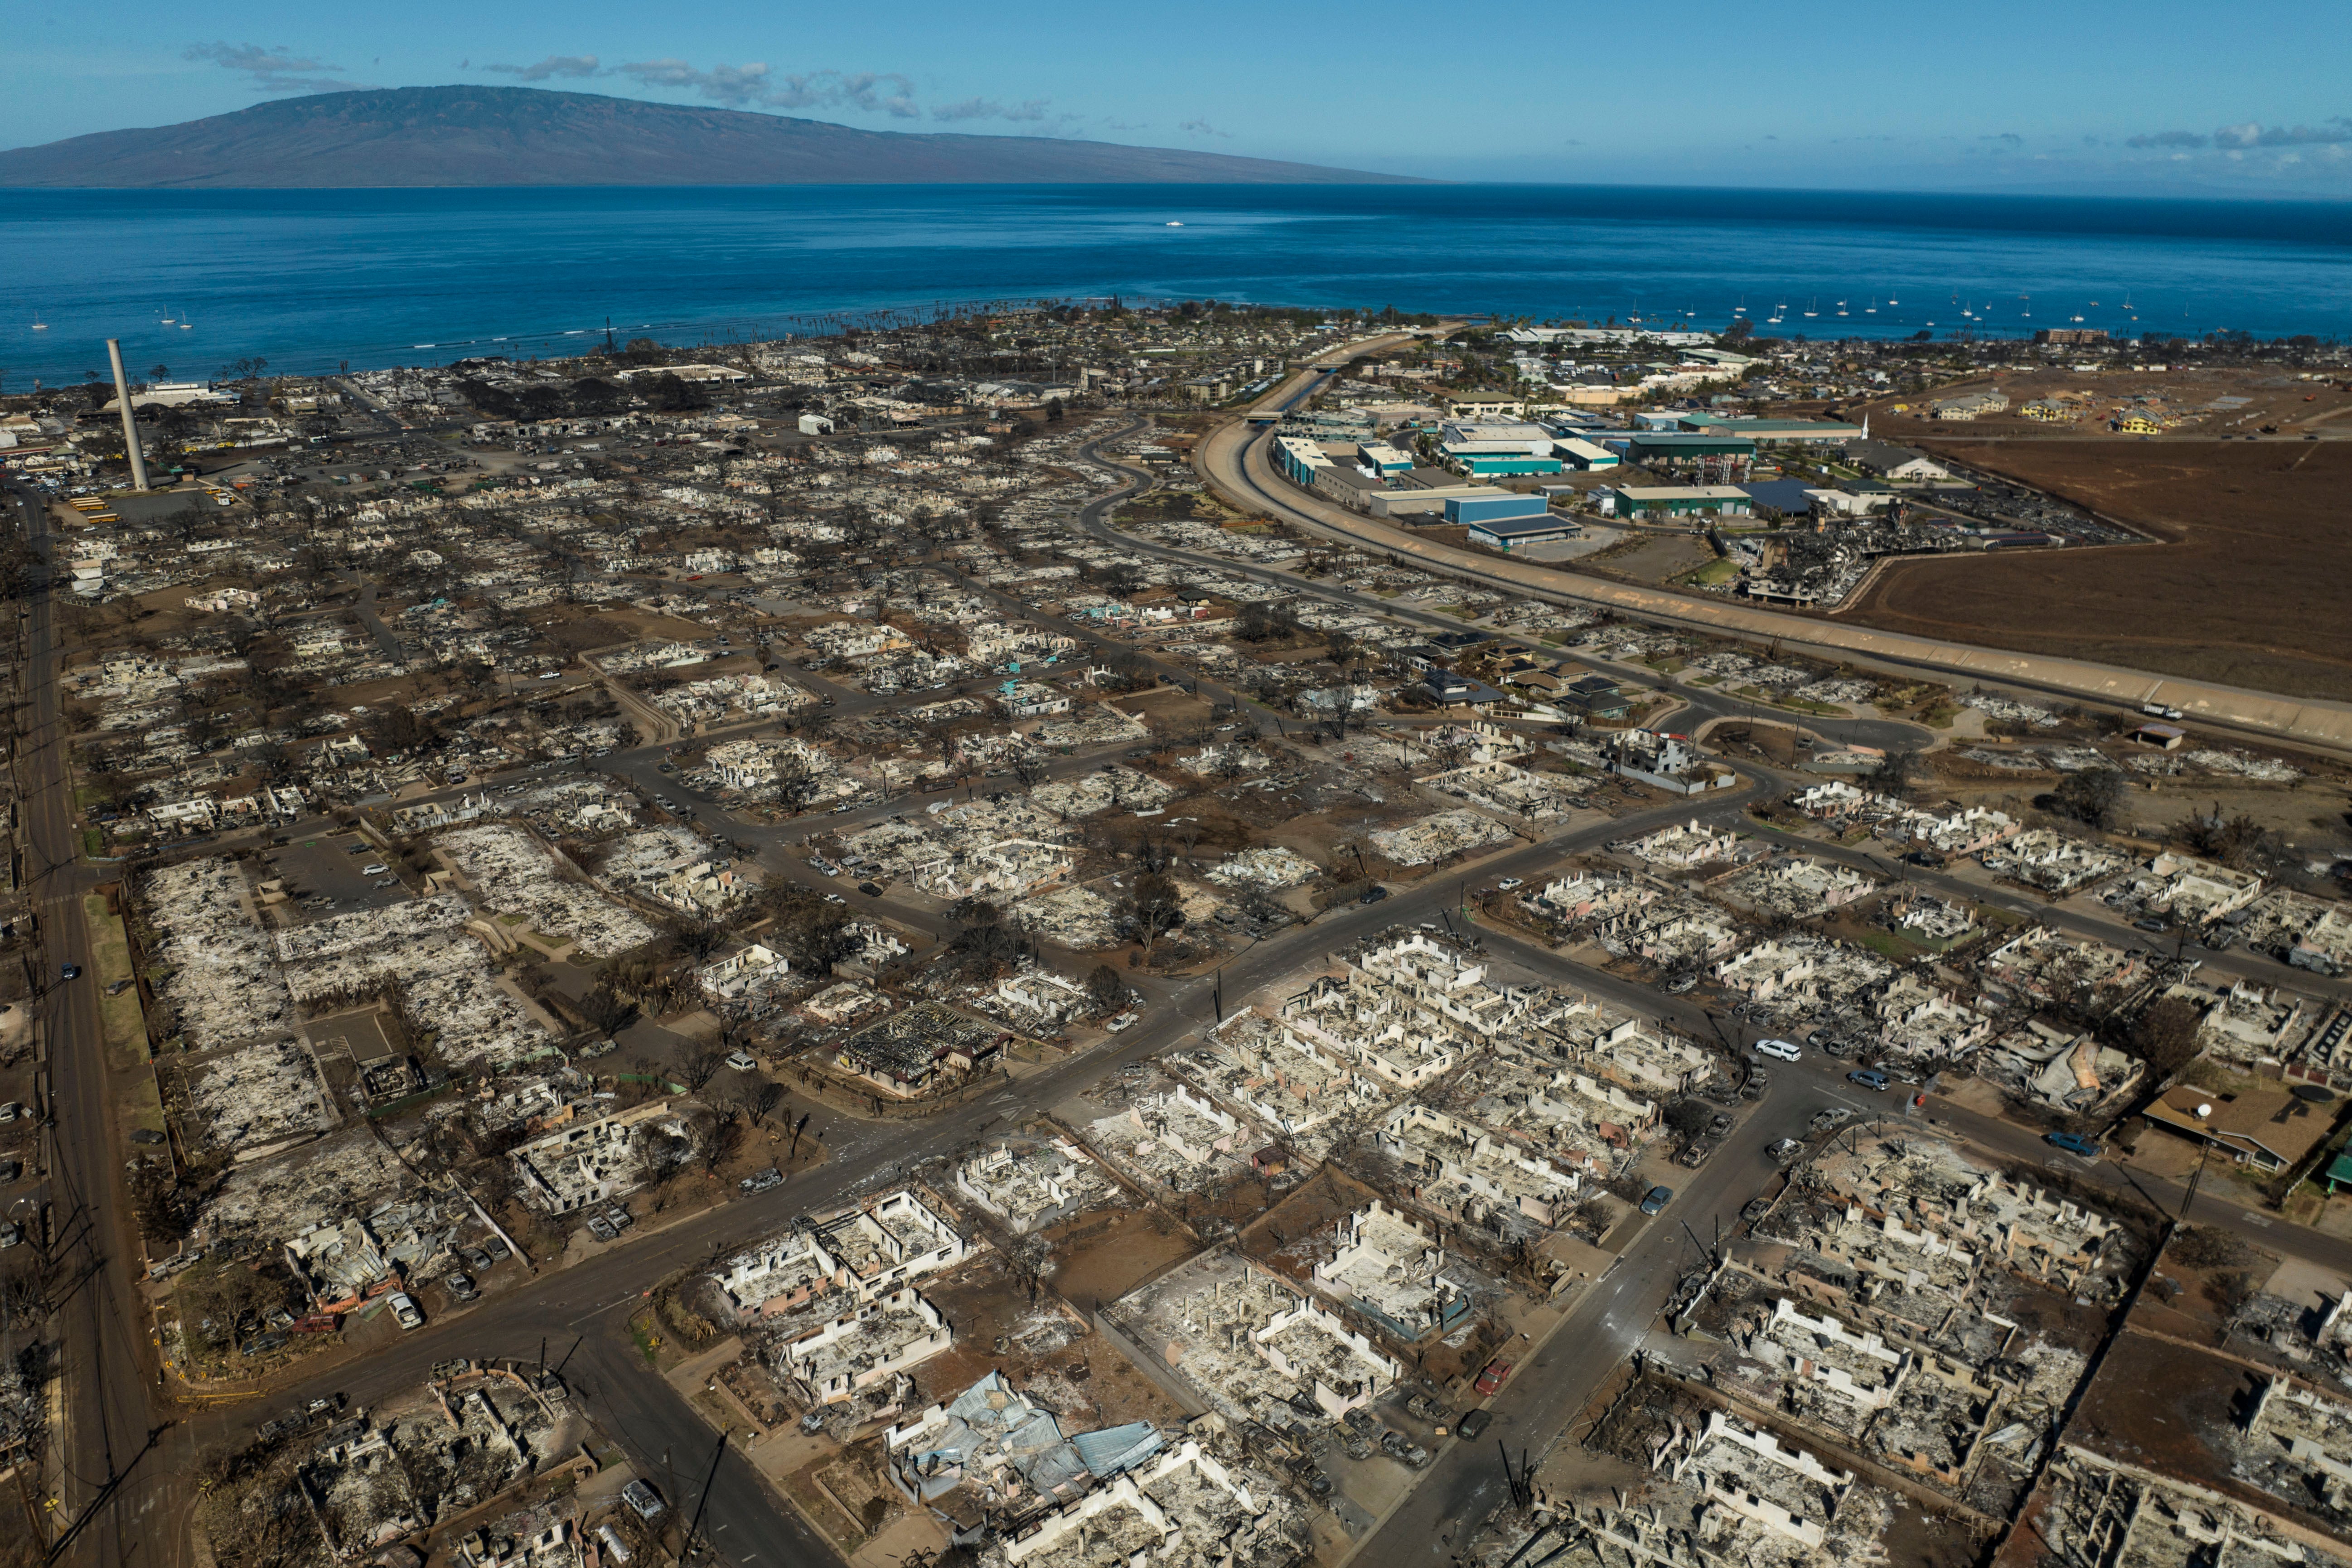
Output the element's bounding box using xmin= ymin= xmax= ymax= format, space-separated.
xmin=0 ymin=86 xmax=1422 ymax=188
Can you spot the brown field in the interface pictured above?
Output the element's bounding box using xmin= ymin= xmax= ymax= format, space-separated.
xmin=1842 ymin=438 xmax=2352 ymax=701
xmin=1864 ymin=364 xmax=2352 ymax=445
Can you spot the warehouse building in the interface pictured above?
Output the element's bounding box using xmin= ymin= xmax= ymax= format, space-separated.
xmin=1607 ymin=485 xmax=1755 ymax=519
xmin=1623 ymin=433 xmax=1757 ymax=477
xmin=1467 ymin=513 xmax=1583 ymax=553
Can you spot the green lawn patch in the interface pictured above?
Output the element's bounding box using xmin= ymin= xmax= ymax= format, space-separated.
xmin=1679 ymin=559 xmax=1740 ymax=588
xmin=1851 ymin=929 xmax=1926 ymax=963
xmin=121 ymin=1071 xmax=166 ymax=1137
xmin=82 ymin=893 xmax=150 ymax=1070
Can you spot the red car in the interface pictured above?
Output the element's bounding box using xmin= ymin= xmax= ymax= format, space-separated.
xmin=1475 ymin=1359 xmax=1514 ymax=1396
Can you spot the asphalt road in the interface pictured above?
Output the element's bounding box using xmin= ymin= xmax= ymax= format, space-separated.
xmin=4 ymin=472 xmax=199 ymax=1568
xmin=1065 ymin=422 xmax=1936 ymax=758
xmin=1195 ymin=369 xmax=2352 ymax=764
xmin=7 ymin=401 xmax=2344 ymax=1566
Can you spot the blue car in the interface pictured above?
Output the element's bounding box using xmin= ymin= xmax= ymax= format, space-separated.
xmin=2044 ymin=1132 xmax=2102 ymax=1158
xmin=1640 ymin=1186 xmax=1673 ymax=1215
xmin=1847 ymin=1069 xmax=1889 ymax=1091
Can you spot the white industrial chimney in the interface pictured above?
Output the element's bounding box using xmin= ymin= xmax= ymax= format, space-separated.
xmin=105 ymin=338 xmax=150 ymax=492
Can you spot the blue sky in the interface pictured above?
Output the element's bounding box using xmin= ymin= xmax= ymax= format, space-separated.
xmin=7 ymin=0 xmax=2349 ymax=196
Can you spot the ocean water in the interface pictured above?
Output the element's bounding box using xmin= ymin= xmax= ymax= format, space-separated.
xmin=2 ymin=183 xmax=2348 ymax=385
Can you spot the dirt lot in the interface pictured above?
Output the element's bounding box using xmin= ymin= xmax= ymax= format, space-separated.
xmin=2067 ymin=1332 xmax=2297 ymax=1517
xmin=1842 ymin=438 xmax=2352 ymax=701
xmin=1572 ymin=530 xmax=1717 ymax=586
xmin=1043 ymin=1204 xmax=1199 ymax=1311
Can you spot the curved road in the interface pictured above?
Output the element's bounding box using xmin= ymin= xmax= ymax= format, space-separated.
xmin=1199 ymin=365 xmax=2352 ymax=760
xmin=1068 ymin=424 xmax=1937 ymax=756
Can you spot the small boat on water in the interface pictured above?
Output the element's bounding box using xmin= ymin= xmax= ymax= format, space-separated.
xmin=1802 ymin=298 xmax=1818 ymax=317
xmin=1165 ymin=221 xmax=1184 ymax=227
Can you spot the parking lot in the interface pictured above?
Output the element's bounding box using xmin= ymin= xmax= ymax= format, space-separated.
xmin=260 ymin=831 xmax=411 ymax=916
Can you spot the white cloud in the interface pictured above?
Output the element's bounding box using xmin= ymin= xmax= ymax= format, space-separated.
xmin=484 ymin=55 xmax=600 ymax=82
xmin=184 ymin=42 xmax=358 ymax=96
xmin=931 ymin=97 xmax=1051 ymax=124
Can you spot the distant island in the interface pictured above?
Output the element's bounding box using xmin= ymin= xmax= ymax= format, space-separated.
xmin=0 ymin=85 xmax=1421 ymax=188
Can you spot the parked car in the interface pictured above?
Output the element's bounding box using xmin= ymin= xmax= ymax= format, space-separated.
xmin=58 ymin=963 xmax=81 ymax=980
xmin=481 ymin=1236 xmax=512 ymax=1260
xmin=857 ymin=881 xmax=884 ymax=898
xmin=740 ymin=1167 xmax=784 ymax=1193
xmin=1810 ymin=1108 xmax=1851 ymax=1132
xmin=0 ymin=1161 xmax=21 ymax=1184
xmin=724 ymin=1050 xmax=759 ymax=1071
xmin=1847 ymin=1068 xmax=1890 ymax=1091
xmin=1358 ymin=885 xmax=1389 ymax=905
xmin=1676 ymin=1142 xmax=1714 ymax=1169
xmin=1381 ymin=1430 xmax=1431 ymax=1466
xmin=360 ymin=863 xmax=388 ymax=876
xmin=1742 ymin=1197 xmax=1773 ymax=1223
xmin=620 ymin=1481 xmax=666 ymax=1520
xmin=1456 ymin=1408 xmax=1494 ymax=1439
xmin=586 ymin=1215 xmax=618 ymax=1242
xmin=445 ymin=1271 xmax=479 ymax=1302
xmin=1475 ymin=1359 xmax=1514 ymax=1396
xmin=1706 ymin=1113 xmax=1734 ymax=1138
xmin=387 ymin=1293 xmax=423 ymax=1331
xmin=1640 ymin=1186 xmax=1674 ymax=1215
xmin=459 ymin=1246 xmax=493 ymax=1271
xmin=1495 ymin=877 xmax=1524 ymax=891
xmin=0 ymin=1222 xmax=20 ymax=1249
xmin=2044 ymin=1131 xmax=2103 ymax=1157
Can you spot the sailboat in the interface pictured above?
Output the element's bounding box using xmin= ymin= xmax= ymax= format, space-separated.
xmin=1766 ymin=300 xmax=1786 ymax=324
xmin=1864 ymin=297 xmax=1878 ymax=314
xmin=29 ymin=313 xmax=46 ymax=331
xmin=175 ymin=306 xmax=193 ymax=330
xmin=2070 ymin=311 xmax=2085 ymax=323
xmin=1801 ymin=297 xmax=1819 ymax=317
xmin=160 ymin=309 xmax=175 ymax=324
xmin=1733 ymin=295 xmax=1747 ymax=315
xmin=1886 ymin=295 xmax=1899 ymax=305
xmin=1834 ymin=299 xmax=1849 ymax=317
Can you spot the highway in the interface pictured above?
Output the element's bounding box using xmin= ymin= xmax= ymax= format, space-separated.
xmin=3 ymin=381 xmax=2345 ymax=1568
xmin=1198 ymin=356 xmax=2352 ymax=761
xmin=3 ymin=471 xmax=200 ymax=1568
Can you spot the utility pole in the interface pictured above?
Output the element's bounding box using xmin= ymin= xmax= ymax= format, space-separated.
xmin=677 ymin=1429 xmax=733 ymax=1561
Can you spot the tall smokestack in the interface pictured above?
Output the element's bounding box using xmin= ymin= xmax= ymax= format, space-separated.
xmin=105 ymin=338 xmax=150 ymax=492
